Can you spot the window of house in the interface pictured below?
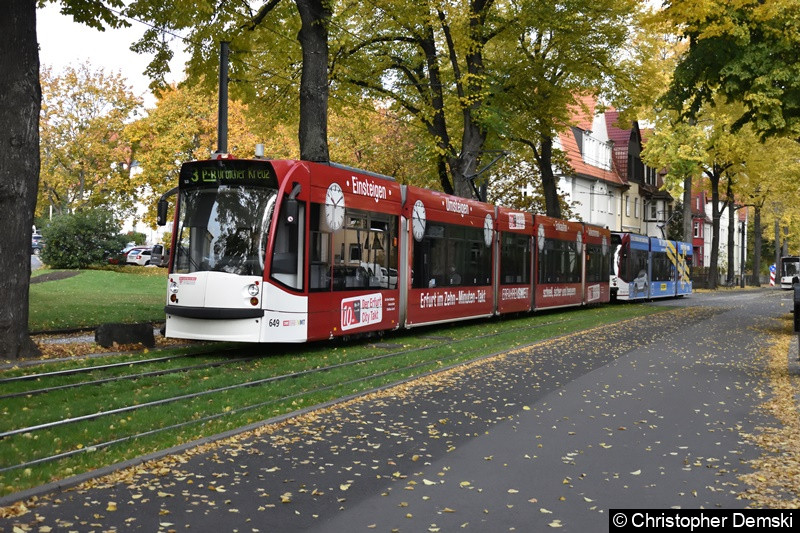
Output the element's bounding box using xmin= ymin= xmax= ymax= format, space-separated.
xmin=582 ymin=131 xmax=612 ymax=171
xmin=650 ymin=201 xmax=658 ymax=220
xmin=634 ymin=198 xmax=639 ymax=218
xmin=625 ymin=196 xmax=630 ymax=217
xmin=693 ymin=221 xmax=701 ymax=238
xmin=645 ymin=166 xmax=657 ymax=186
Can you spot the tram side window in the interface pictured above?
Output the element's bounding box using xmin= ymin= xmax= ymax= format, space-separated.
xmin=651 ymin=251 xmax=672 ymax=282
xmin=624 ymin=248 xmax=649 ymax=283
xmin=501 ymin=233 xmax=531 ymax=284
xmin=538 ymin=238 xmax=581 ymax=284
xmin=412 ymin=222 xmax=492 ymax=289
xmin=310 ymin=203 xmax=398 ymax=291
xmin=309 ymin=205 xmax=331 ymax=291
xmin=271 ymin=198 xmax=305 ymax=291
xmin=585 ymin=243 xmax=609 ymax=282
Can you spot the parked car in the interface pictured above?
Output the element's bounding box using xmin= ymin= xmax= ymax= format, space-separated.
xmin=150 ymin=244 xmax=170 ymax=267
xmin=108 ymin=244 xmax=145 ymax=265
xmin=31 ymin=235 xmax=45 ymax=256
xmin=126 ymin=247 xmax=153 ymax=266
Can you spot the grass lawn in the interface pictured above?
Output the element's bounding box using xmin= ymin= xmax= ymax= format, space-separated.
xmin=29 ymin=268 xmax=167 ymax=331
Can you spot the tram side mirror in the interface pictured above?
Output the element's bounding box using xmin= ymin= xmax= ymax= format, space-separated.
xmin=157 ymin=198 xmax=169 ymax=226
xmin=284 ymin=198 xmax=298 ymax=226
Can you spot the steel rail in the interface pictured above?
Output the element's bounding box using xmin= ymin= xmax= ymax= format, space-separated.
xmin=0 ymin=317 xmax=572 ymax=441
xmin=0 ymin=357 xmax=259 ymax=400
xmin=0 ymin=332 xmax=501 ymax=473
xmin=0 ymin=354 xmax=193 ymax=384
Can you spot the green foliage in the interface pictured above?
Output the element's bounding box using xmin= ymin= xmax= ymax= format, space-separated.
xmin=39 ymin=211 xmax=128 ymax=269
xmin=666 ymin=202 xmax=684 ymax=241
xmin=123 ymin=231 xmax=147 ymax=246
xmin=38 ymin=63 xmax=142 ymax=219
xmin=39 ymin=0 xmax=129 ymax=31
xmin=125 ymin=83 xmax=290 ymax=227
xmin=662 ymin=0 xmax=800 ymax=139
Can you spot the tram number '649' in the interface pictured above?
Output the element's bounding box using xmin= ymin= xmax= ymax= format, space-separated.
xmin=268 ymin=318 xmax=281 ymax=327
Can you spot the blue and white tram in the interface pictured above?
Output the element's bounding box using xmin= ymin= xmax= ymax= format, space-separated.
xmin=674 ymin=241 xmax=693 ymax=297
xmin=610 ymin=232 xmax=693 ymax=301
xmin=610 ymin=232 xmax=650 ymax=301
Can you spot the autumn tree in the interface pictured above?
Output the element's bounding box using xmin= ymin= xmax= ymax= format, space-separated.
xmin=496 ymin=0 xmax=646 ymax=218
xmin=487 ymin=151 xmax=576 ymax=217
xmin=640 ymin=115 xmax=706 ymax=247
xmin=39 ymin=63 xmax=142 ymax=219
xmin=643 ymin=101 xmax=751 ymax=289
xmin=328 ymin=0 xmax=508 ymax=198
xmin=0 ymin=0 xmax=136 ymax=359
xmin=328 ymin=104 xmax=434 ymax=187
xmin=125 ymin=83 xmax=291 ymax=227
xmin=662 ymin=0 xmax=800 ymax=140
xmin=125 ymin=0 xmax=331 ymax=162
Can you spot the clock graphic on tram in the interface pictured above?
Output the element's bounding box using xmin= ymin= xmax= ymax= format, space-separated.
xmin=325 ymin=183 xmax=345 ymax=231
xmin=412 ymin=200 xmax=427 ymax=242
xmin=483 ymin=214 xmax=494 ymax=247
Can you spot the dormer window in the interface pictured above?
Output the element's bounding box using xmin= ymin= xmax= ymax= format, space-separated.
xmin=582 ymin=131 xmax=612 ymax=171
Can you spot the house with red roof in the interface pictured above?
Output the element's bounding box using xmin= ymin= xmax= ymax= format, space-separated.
xmin=545 ymin=95 xmax=675 ymax=236
xmin=604 ymin=109 xmax=675 ymax=237
xmin=690 ymin=190 xmax=711 ymax=267
xmin=551 ymin=96 xmax=626 ymax=229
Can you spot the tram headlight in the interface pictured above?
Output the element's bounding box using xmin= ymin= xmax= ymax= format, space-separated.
xmin=247 ymin=283 xmax=260 ymax=297
xmin=169 ymin=280 xmax=179 ymax=294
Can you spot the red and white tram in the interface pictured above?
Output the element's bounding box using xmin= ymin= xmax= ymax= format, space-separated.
xmin=159 ymin=158 xmax=610 ymax=343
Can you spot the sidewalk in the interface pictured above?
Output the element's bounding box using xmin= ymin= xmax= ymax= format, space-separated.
xmin=0 ymin=289 xmax=794 ymax=531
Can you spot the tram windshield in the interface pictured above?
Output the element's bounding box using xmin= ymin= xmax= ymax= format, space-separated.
xmin=783 ymin=258 xmax=799 ymax=277
xmin=174 ymin=185 xmax=277 ymax=276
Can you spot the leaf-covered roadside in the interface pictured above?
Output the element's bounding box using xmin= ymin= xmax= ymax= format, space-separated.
xmin=739 ymin=316 xmax=800 ymax=507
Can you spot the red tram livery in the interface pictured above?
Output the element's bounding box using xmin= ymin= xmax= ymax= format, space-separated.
xmin=159 ymin=158 xmax=612 ymax=343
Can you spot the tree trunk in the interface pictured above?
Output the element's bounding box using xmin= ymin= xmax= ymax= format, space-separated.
xmin=726 ymin=201 xmax=735 ymax=284
xmin=0 ymin=0 xmax=41 ymax=359
xmin=708 ymin=167 xmax=721 ymax=290
xmin=782 ymin=226 xmax=789 ymax=257
xmin=539 ymin=136 xmax=561 ymax=219
xmin=752 ymin=205 xmax=761 ymax=286
xmin=682 ymin=176 xmax=692 ymax=244
xmin=295 ymin=0 xmax=330 ymax=162
xmin=417 ymin=22 xmax=455 ymax=194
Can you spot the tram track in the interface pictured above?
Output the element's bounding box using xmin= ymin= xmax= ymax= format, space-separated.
xmin=0 ymin=356 xmax=259 ymax=400
xmin=0 ymin=315 xmax=579 ymax=474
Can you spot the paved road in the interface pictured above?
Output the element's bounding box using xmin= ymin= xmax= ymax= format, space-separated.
xmin=1 ymin=289 xmax=793 ymax=531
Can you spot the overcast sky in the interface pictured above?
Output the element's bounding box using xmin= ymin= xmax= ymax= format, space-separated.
xmin=37 ymin=4 xmax=187 ymax=107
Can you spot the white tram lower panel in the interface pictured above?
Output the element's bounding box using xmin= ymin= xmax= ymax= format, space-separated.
xmin=166 ymin=315 xmax=263 ymax=343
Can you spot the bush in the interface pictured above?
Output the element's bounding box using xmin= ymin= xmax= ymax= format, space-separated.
xmin=40 ymin=211 xmax=128 ymax=269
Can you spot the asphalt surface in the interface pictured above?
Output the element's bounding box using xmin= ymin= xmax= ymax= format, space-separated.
xmin=1 ymin=289 xmax=795 ymax=532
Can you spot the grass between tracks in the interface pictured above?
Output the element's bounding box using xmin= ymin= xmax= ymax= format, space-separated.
xmin=0 ymin=303 xmax=664 ymax=498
